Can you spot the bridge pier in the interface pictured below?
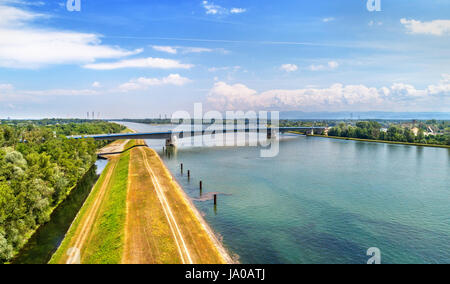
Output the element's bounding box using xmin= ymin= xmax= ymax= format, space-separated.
xmin=306 ymin=128 xmax=314 ymax=136
xmin=267 ymin=129 xmax=277 ymax=139
xmin=165 ymin=134 xmax=178 ymax=147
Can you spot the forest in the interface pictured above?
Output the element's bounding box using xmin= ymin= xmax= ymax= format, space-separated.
xmin=328 ymin=121 xmax=450 ymax=146
xmin=0 ymin=120 xmax=125 ymax=262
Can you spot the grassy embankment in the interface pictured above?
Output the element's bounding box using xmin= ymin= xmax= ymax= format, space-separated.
xmin=51 ymin=139 xmax=230 ymax=264
xmin=309 ymin=134 xmax=450 ymax=149
xmin=6 ymin=126 xmax=130 ymax=263
xmin=50 ymin=140 xmax=134 ymax=264
xmin=129 ymin=144 xmax=230 ymax=264
xmin=123 ymin=142 xmax=182 ymax=264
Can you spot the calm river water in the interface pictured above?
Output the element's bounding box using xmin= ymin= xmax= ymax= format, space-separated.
xmin=122 ymin=122 xmax=450 ymax=264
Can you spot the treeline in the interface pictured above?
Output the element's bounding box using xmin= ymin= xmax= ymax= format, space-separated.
xmin=328 ymin=121 xmax=450 ymax=146
xmin=1 ymin=118 xmax=102 ymax=126
xmin=49 ymin=121 xmax=125 ymax=136
xmin=279 ymin=120 xmax=328 ymax=127
xmin=120 ymin=119 xmax=173 ymax=125
xmin=0 ymin=121 xmax=125 ymax=262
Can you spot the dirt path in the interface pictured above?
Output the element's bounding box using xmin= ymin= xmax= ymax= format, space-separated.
xmin=62 ymin=139 xmax=130 ymax=264
xmin=122 ymin=141 xmax=182 ymax=264
xmin=139 ymin=145 xmax=230 ymax=263
xmin=66 ymin=157 xmax=118 ymax=264
xmin=97 ymin=139 xmax=130 ymax=157
xmin=56 ymin=138 xmax=231 ymax=264
xmin=123 ymin=141 xmax=231 ymax=264
xmin=140 ymin=147 xmax=193 ymax=264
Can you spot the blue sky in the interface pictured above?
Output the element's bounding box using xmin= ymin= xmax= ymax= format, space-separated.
xmin=0 ymin=0 xmax=449 ymax=118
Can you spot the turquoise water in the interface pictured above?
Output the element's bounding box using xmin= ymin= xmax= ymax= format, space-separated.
xmin=121 ymin=122 xmax=450 ymax=264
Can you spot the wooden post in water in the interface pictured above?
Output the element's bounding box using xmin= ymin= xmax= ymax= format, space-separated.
xmin=187 ymin=170 xmax=190 ymax=180
xmin=200 ymin=181 xmax=203 ymax=190
xmin=181 ymin=163 xmax=183 ymax=174
xmin=214 ymin=194 xmax=217 ymax=205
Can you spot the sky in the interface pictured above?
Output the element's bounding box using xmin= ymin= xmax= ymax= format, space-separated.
xmin=0 ymin=0 xmax=449 ymax=119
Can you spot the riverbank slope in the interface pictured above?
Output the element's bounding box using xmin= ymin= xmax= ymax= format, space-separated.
xmin=124 ymin=140 xmax=231 ymax=264
xmin=51 ymin=139 xmax=232 ymax=264
xmin=50 ymin=139 xmax=132 ymax=264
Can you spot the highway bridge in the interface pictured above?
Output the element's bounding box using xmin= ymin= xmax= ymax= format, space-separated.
xmin=68 ymin=127 xmax=326 ymax=146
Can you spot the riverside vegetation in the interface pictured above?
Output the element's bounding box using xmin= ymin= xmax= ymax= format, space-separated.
xmin=0 ymin=120 xmax=125 ymax=263
xmin=327 ymin=121 xmax=450 ymax=146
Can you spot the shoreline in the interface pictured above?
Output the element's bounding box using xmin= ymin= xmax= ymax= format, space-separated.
xmin=150 ymin=143 xmax=235 ymax=264
xmin=9 ymin=137 xmax=127 ymax=263
xmin=119 ymin=123 xmax=233 ymax=263
xmin=49 ymin=139 xmax=131 ymax=264
xmin=9 ymin=164 xmax=98 ymax=264
xmin=309 ymin=134 xmax=450 ymax=149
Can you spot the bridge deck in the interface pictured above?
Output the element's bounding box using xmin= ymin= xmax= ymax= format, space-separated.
xmin=69 ymin=127 xmax=326 ymax=141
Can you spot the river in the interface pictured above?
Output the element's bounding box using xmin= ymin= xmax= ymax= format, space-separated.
xmin=120 ymin=121 xmax=450 ymax=264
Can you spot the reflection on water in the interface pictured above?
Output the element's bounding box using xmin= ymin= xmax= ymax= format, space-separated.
xmin=119 ymin=122 xmax=450 ymax=264
xmin=12 ymin=161 xmax=106 ymax=264
xmin=95 ymin=159 xmax=108 ymax=175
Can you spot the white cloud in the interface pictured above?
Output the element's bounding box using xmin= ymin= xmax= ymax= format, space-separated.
xmin=202 ymin=1 xmax=223 ymax=15
xmin=202 ymin=1 xmax=246 ymax=15
xmin=309 ymin=65 xmax=325 ymax=71
xmin=151 ymin=45 xmax=215 ymax=54
xmin=0 ymin=0 xmax=45 ymax=6
xmin=206 ymin=82 xmax=258 ymax=110
xmin=0 ymin=3 xmax=42 ymax=27
xmin=328 ymin=61 xmax=339 ymax=69
xmin=280 ymin=64 xmax=298 ymax=73
xmin=207 ymin=78 xmax=450 ymax=111
xmin=0 ymin=83 xmax=14 ymax=91
xmin=208 ymin=66 xmax=241 ymax=72
xmin=401 ymin=18 xmax=450 ymax=36
xmin=322 ymin=17 xmax=335 ymax=23
xmin=22 ymin=89 xmax=100 ymax=96
xmin=152 ymin=45 xmax=178 ymax=54
xmin=181 ymin=47 xmax=214 ymax=54
xmin=0 ymin=83 xmax=103 ymax=102
xmin=426 ymin=74 xmax=450 ymax=95
xmin=368 ymin=20 xmax=383 ymax=27
xmin=83 ymin=57 xmax=193 ymax=70
xmin=119 ymin=74 xmax=191 ymax=91
xmin=309 ymin=61 xmax=339 ymax=71
xmin=0 ymin=4 xmax=141 ymax=68
xmin=1 ymin=88 xmax=100 ymax=101
xmin=442 ymin=74 xmax=450 ymax=83
xmin=230 ymin=8 xmax=246 ymax=14
xmin=1 ymin=74 xmax=192 ymax=100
